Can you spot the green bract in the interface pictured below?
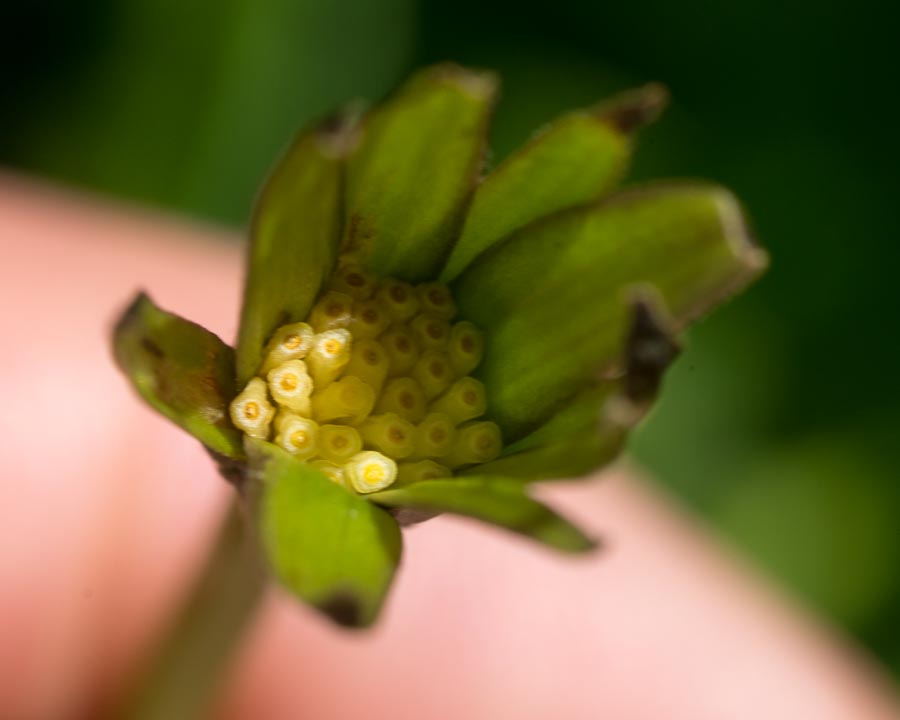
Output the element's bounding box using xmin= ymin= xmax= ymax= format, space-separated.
xmin=113 ymin=63 xmax=767 ymax=628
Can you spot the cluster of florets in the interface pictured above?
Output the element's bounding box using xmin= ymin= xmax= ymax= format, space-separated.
xmin=229 ymin=260 xmax=502 ymax=494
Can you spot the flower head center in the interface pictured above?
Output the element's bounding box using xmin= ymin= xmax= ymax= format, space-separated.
xmin=230 ymin=267 xmax=501 ymax=493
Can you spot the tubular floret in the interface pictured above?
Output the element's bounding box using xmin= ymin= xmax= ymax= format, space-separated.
xmin=307 ymin=329 xmax=352 ymax=387
xmin=309 ymin=291 xmax=354 ymax=332
xmin=310 ymin=459 xmax=347 ymax=488
xmin=412 ymin=412 xmax=456 ymax=459
xmin=342 ymin=338 xmax=389 ymax=393
xmin=229 ymin=377 xmax=275 ymax=439
xmin=317 ymin=424 xmax=363 ymax=464
xmin=410 ymin=313 xmax=451 ymax=351
xmin=311 ymin=375 xmax=375 ymax=424
xmin=381 ymin=326 xmax=420 ymax=376
xmin=260 ymin=322 xmax=314 ymax=373
xmin=274 ymin=414 xmax=319 ymax=460
xmin=429 ymin=376 xmax=486 ymax=425
xmin=266 ymin=359 xmax=313 ymax=414
xmin=448 ymin=321 xmax=484 ymax=377
xmin=411 ymin=350 xmax=453 ymax=400
xmin=358 ymin=412 xmax=417 ymax=459
xmin=331 ymin=264 xmax=377 ymax=300
xmin=345 ymin=451 xmax=397 ymax=493
xmin=376 ymin=278 xmax=420 ymax=322
xmin=416 ymin=282 xmax=457 ymax=319
xmin=347 ymin=299 xmax=390 ymax=339
xmin=442 ymin=421 xmax=502 ymax=468
xmin=375 ymin=377 xmax=427 ymax=422
xmin=395 ymin=460 xmax=451 ymax=487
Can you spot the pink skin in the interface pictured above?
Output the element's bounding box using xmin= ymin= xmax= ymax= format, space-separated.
xmin=1 ymin=173 xmax=897 ymax=720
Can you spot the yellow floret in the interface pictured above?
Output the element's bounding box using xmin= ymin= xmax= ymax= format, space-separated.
xmin=307 ymin=329 xmax=352 ymax=387
xmin=412 ymin=412 xmax=456 ymax=459
xmin=274 ymin=414 xmax=319 ymax=460
xmin=331 ymin=264 xmax=377 ymax=300
xmin=447 ymin=321 xmax=484 ymax=377
xmin=441 ymin=421 xmax=502 ymax=468
xmin=429 ymin=376 xmax=486 ymax=425
xmin=375 ymin=278 xmax=420 ymax=322
xmin=310 ymin=459 xmax=347 ymax=488
xmin=358 ymin=413 xmax=417 ymax=459
xmin=344 ymin=451 xmax=397 ymax=493
xmin=411 ymin=350 xmax=452 ymax=400
xmin=342 ymin=338 xmax=389 ymax=393
xmin=309 ymin=291 xmax=354 ymax=332
xmin=229 ymin=377 xmax=275 ymax=439
xmin=375 ymin=377 xmax=427 ymax=422
xmin=311 ymin=375 xmax=375 ymax=424
xmin=317 ymin=424 xmax=363 ymax=464
xmin=380 ymin=325 xmax=420 ymax=376
xmin=410 ymin=313 xmax=450 ymax=351
xmin=347 ymin=299 xmax=390 ymax=339
xmin=266 ymin=359 xmax=313 ymax=414
xmin=260 ymin=322 xmax=314 ymax=374
xmin=415 ymin=282 xmax=457 ymax=319
xmin=395 ymin=459 xmax=451 ymax=486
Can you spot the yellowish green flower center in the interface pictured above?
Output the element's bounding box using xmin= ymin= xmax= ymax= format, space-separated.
xmin=229 ymin=261 xmax=501 ymax=494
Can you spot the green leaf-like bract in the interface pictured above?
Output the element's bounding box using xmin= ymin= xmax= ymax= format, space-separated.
xmin=113 ymin=293 xmax=243 ymax=459
xmin=343 ymin=64 xmax=498 ymax=282
xmin=441 ymin=84 xmax=668 ymax=282
xmin=235 ymin=116 xmax=352 ymax=385
xmin=371 ymin=476 xmax=595 ymax=552
xmin=453 ymin=182 xmax=767 ymax=440
xmin=250 ymin=439 xmax=402 ymax=628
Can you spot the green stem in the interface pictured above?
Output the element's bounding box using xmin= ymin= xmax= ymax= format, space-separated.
xmin=115 ymin=499 xmax=266 ymax=720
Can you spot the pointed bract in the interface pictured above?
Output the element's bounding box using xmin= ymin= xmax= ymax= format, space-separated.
xmin=452 ymin=182 xmax=768 ymax=440
xmin=113 ymin=293 xmax=244 ymax=459
xmin=250 ymin=439 xmax=402 ymax=628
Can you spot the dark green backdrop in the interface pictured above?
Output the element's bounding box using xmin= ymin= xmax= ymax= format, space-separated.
xmin=4 ymin=0 xmax=898 ymax=676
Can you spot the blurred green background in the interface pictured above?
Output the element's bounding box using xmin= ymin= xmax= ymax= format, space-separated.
xmin=4 ymin=0 xmax=898 ymax=676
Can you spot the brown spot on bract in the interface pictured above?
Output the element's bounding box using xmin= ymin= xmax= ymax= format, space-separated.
xmin=141 ymin=338 xmax=164 ymax=358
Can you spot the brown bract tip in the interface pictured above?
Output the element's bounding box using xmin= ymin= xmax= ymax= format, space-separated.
xmin=596 ymin=82 xmax=670 ymax=134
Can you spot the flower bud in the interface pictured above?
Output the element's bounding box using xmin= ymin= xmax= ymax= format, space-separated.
xmin=429 ymin=377 xmax=486 ymax=425
xmin=274 ymin=414 xmax=319 ymax=460
xmin=309 ymin=460 xmax=347 ymax=488
xmin=442 ymin=421 xmax=502 ymax=468
xmin=415 ymin=282 xmax=457 ymax=319
xmin=260 ymin=322 xmax=314 ymax=373
xmin=447 ymin=321 xmax=484 ymax=377
xmin=307 ymin=329 xmax=351 ymax=387
xmin=358 ymin=413 xmax=417 ymax=459
xmin=311 ymin=375 xmax=375 ymax=424
xmin=375 ymin=377 xmax=427 ymax=422
xmin=411 ymin=350 xmax=452 ymax=400
xmin=317 ymin=424 xmax=363 ymax=465
xmin=412 ymin=412 xmax=456 ymax=459
xmin=395 ymin=460 xmax=451 ymax=487
xmin=345 ymin=451 xmax=397 ymax=493
xmin=229 ymin=378 xmax=275 ymax=439
xmin=347 ymin=299 xmax=390 ymax=339
xmin=309 ymin=291 xmax=353 ymax=332
xmin=330 ymin=263 xmax=377 ymax=300
xmin=380 ymin=326 xmax=420 ymax=377
xmin=375 ymin=278 xmax=420 ymax=322
xmin=266 ymin=359 xmax=313 ymax=415
xmin=410 ymin=313 xmax=450 ymax=351
xmin=343 ymin=338 xmax=389 ymax=394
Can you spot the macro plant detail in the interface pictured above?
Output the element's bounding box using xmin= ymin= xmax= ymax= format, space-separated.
xmin=113 ymin=62 xmax=767 ymax=639
xmin=228 ymin=270 xmax=501 ymax=495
